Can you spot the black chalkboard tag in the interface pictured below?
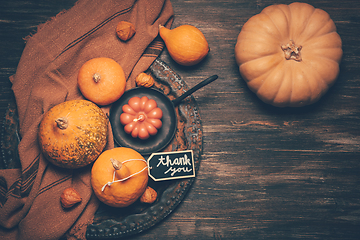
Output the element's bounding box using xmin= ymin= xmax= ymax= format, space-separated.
xmin=147 ymin=150 xmax=195 ymax=181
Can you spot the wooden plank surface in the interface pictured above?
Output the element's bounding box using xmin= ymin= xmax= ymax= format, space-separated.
xmin=1 ymin=0 xmax=360 ymax=239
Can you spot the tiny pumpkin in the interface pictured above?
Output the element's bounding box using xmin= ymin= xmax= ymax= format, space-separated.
xmin=38 ymin=100 xmax=108 ymax=169
xmin=136 ymin=72 xmax=155 ymax=88
xmin=235 ymin=2 xmax=342 ymax=107
xmin=159 ymin=24 xmax=209 ymax=66
xmin=77 ymin=57 xmax=126 ymax=106
xmin=91 ymin=147 xmax=148 ymax=208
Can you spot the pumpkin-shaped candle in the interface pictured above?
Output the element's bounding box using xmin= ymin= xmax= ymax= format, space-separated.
xmin=120 ymin=96 xmax=163 ymax=140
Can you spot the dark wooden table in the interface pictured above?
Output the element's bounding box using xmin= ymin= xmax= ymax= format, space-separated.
xmin=1 ymin=0 xmax=360 ymax=239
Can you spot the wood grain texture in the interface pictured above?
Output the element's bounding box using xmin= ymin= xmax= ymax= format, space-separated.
xmin=1 ymin=0 xmax=360 ymax=239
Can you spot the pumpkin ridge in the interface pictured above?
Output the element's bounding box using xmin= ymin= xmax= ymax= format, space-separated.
xmin=247 ymin=14 xmax=284 ymax=42
xmin=314 ymin=54 xmax=342 ymax=65
xmin=278 ymin=4 xmax=292 ymax=41
xmin=304 ymin=56 xmax=339 ymax=86
xmin=278 ymin=4 xmax=294 ymax=40
xmin=262 ymin=8 xmax=287 ymax=41
xmin=289 ymin=63 xmax=313 ymax=106
xmin=299 ymin=67 xmax=313 ymax=103
xmin=257 ymin=61 xmax=286 ymax=102
xmin=302 ymin=32 xmax=341 ymax=50
xmin=300 ymin=15 xmax=334 ymax=45
xmin=272 ymin=62 xmax=288 ymax=101
xmin=302 ymin=71 xmax=322 ymax=103
xmin=294 ymin=5 xmax=315 ymax=41
xmin=273 ymin=66 xmax=288 ymax=104
xmin=243 ymin=52 xmax=282 ymax=66
xmin=289 ymin=63 xmax=296 ymax=104
xmin=305 ymin=64 xmax=329 ymax=100
xmin=287 ymin=3 xmax=314 ymax=41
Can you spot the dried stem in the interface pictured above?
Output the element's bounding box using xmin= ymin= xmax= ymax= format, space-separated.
xmin=281 ymin=40 xmax=302 ymax=62
xmin=93 ymin=73 xmax=101 ymax=83
xmin=55 ymin=117 xmax=68 ymax=130
xmin=110 ymin=158 xmax=123 ymax=170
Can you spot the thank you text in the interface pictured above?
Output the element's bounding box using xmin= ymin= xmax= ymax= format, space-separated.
xmin=147 ymin=150 xmax=195 ymax=181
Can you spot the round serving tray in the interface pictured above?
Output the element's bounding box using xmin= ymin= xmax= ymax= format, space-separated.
xmin=0 ymin=58 xmax=203 ymax=239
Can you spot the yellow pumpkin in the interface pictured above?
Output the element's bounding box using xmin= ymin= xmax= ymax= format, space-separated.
xmin=38 ymin=100 xmax=108 ymax=169
xmin=235 ymin=2 xmax=342 ymax=107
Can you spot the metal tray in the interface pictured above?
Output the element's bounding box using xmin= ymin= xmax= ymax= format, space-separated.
xmin=1 ymin=58 xmax=203 ymax=239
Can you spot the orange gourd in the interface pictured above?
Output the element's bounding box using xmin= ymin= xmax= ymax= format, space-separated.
xmin=38 ymin=100 xmax=108 ymax=169
xmin=235 ymin=2 xmax=343 ymax=107
xmin=159 ymin=24 xmax=209 ymax=66
xmin=77 ymin=57 xmax=126 ymax=106
xmin=91 ymin=147 xmax=148 ymax=208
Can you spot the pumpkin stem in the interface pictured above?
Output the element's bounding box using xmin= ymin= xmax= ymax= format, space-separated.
xmin=281 ymin=40 xmax=302 ymax=62
xmin=158 ymin=24 xmax=170 ymax=40
xmin=110 ymin=158 xmax=123 ymax=170
xmin=93 ymin=73 xmax=101 ymax=83
xmin=110 ymin=158 xmax=131 ymax=179
xmin=55 ymin=117 xmax=68 ymax=130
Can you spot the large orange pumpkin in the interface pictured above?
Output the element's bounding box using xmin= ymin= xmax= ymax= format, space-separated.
xmin=38 ymin=100 xmax=108 ymax=169
xmin=235 ymin=2 xmax=343 ymax=107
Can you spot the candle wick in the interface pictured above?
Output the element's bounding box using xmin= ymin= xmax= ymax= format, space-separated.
xmin=133 ymin=113 xmax=146 ymax=122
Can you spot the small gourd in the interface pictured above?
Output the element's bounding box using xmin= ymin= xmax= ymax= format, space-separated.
xmin=159 ymin=24 xmax=209 ymax=66
xmin=38 ymin=100 xmax=108 ymax=169
xmin=120 ymin=96 xmax=163 ymax=140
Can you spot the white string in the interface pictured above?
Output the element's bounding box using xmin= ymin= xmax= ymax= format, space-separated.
xmin=101 ymin=159 xmax=148 ymax=192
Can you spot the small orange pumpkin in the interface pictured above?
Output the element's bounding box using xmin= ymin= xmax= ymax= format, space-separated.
xmin=91 ymin=147 xmax=148 ymax=208
xmin=77 ymin=57 xmax=126 ymax=106
xmin=38 ymin=100 xmax=108 ymax=169
xmin=159 ymin=24 xmax=209 ymax=66
xmin=235 ymin=2 xmax=342 ymax=107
